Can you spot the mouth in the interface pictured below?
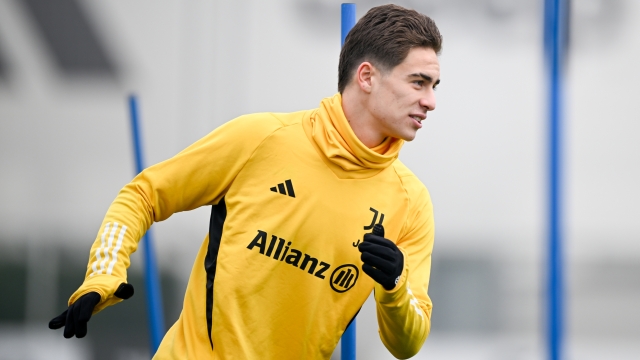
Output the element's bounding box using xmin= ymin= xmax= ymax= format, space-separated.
xmin=410 ymin=115 xmax=425 ymax=128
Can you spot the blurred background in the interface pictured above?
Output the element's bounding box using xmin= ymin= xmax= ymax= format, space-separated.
xmin=0 ymin=0 xmax=638 ymax=359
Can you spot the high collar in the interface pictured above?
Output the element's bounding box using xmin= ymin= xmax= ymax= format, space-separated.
xmin=302 ymin=93 xmax=404 ymax=179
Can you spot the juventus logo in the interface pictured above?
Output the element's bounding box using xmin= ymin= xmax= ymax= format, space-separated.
xmin=364 ymin=207 xmax=385 ymax=230
xmin=353 ymin=207 xmax=385 ymax=247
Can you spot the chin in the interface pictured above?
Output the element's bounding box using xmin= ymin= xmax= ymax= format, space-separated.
xmin=387 ymin=128 xmax=418 ymax=142
xmin=397 ymin=132 xmax=417 ymax=142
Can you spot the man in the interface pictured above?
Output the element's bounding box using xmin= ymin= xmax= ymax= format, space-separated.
xmin=50 ymin=4 xmax=442 ymax=359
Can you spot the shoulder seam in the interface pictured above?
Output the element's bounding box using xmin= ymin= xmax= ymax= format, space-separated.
xmin=265 ymin=111 xmax=307 ymax=129
xmin=392 ymin=164 xmax=414 ymax=240
xmin=392 ymin=163 xmax=429 ymax=241
xmin=233 ymin=112 xmax=303 ymax=184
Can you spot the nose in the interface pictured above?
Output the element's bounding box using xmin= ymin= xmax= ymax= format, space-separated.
xmin=420 ymin=90 xmax=436 ymax=112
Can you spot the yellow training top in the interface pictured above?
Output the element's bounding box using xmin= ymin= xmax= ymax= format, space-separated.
xmin=70 ymin=94 xmax=435 ymax=359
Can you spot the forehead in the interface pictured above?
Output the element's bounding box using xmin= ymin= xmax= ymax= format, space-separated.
xmin=392 ymin=47 xmax=440 ymax=78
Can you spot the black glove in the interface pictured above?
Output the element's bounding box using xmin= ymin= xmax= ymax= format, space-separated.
xmin=49 ymin=282 xmax=134 ymax=338
xmin=358 ymin=224 xmax=404 ymax=291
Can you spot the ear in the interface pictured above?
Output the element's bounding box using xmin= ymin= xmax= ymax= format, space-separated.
xmin=355 ymin=62 xmax=374 ymax=93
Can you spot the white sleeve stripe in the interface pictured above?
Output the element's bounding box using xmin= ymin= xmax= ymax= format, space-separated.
xmin=106 ymin=225 xmax=127 ymax=275
xmin=99 ymin=222 xmax=119 ymax=274
xmin=407 ymin=283 xmax=424 ymax=318
xmin=410 ymin=298 xmax=423 ymax=317
xmin=90 ymin=222 xmax=111 ymax=277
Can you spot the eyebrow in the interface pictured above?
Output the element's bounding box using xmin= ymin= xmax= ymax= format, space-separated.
xmin=409 ymin=73 xmax=440 ymax=86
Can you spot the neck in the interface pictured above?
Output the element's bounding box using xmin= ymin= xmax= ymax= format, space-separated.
xmin=341 ymin=87 xmax=386 ymax=148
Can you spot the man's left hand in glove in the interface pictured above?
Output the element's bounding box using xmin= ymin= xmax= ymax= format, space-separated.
xmin=358 ymin=225 xmax=404 ymax=291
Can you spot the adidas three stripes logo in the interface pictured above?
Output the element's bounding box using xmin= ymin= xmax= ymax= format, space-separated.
xmin=90 ymin=222 xmax=127 ymax=277
xmin=270 ymin=179 xmax=295 ymax=198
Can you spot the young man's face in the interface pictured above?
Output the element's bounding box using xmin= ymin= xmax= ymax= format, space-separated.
xmin=368 ymin=47 xmax=440 ymax=141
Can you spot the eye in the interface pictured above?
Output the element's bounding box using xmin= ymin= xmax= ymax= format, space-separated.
xmin=432 ymin=85 xmax=438 ymax=91
xmin=413 ymin=80 xmax=424 ymax=87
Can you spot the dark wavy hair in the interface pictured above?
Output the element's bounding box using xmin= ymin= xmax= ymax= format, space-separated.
xmin=338 ymin=4 xmax=442 ymax=93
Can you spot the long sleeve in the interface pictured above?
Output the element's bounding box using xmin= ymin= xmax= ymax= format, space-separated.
xmin=374 ymin=182 xmax=435 ymax=359
xmin=69 ymin=114 xmax=284 ymax=312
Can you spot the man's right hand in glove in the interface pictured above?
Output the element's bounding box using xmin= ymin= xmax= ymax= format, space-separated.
xmin=49 ymin=282 xmax=134 ymax=338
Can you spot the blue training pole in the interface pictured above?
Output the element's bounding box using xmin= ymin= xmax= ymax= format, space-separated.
xmin=341 ymin=3 xmax=356 ymax=47
xmin=543 ymin=1 xmax=567 ymax=359
xmin=340 ymin=4 xmax=356 ymax=360
xmin=128 ymin=94 xmax=166 ymax=354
